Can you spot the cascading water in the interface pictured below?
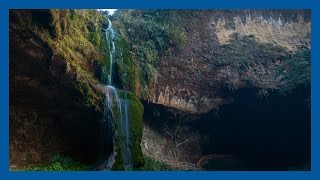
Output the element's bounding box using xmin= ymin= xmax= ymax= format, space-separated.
xmin=98 ymin=17 xmax=132 ymax=170
xmin=106 ymin=18 xmax=115 ymax=85
xmin=119 ymin=93 xmax=132 ymax=170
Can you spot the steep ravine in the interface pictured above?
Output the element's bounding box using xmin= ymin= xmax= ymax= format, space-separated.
xmin=9 ymin=9 xmax=310 ymax=171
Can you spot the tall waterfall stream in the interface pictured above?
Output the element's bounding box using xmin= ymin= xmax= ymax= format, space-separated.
xmin=97 ymin=18 xmax=132 ymax=170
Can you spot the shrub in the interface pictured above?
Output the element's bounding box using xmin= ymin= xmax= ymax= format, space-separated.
xmin=112 ymin=10 xmax=192 ymax=90
xmin=27 ymin=154 xmax=91 ymax=171
xmin=137 ymin=156 xmax=172 ymax=171
xmin=277 ymin=47 xmax=311 ymax=95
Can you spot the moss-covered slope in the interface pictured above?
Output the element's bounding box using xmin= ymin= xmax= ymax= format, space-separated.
xmin=9 ymin=9 xmax=111 ymax=169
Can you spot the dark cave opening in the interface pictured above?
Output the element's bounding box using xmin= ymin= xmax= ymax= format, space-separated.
xmin=212 ymin=87 xmax=310 ymax=170
xmin=142 ymin=87 xmax=310 ymax=170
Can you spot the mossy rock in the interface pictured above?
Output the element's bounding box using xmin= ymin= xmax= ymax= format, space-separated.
xmin=126 ymin=92 xmax=144 ymax=168
xmin=111 ymin=135 xmax=125 ymax=170
xmin=112 ymin=90 xmax=144 ymax=170
xmin=114 ymin=37 xmax=143 ymax=96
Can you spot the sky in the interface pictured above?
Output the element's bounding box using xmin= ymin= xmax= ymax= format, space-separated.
xmin=98 ymin=9 xmax=117 ymax=15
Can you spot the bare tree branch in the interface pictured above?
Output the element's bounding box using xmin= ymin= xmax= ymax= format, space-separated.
xmin=176 ymin=136 xmax=194 ymax=148
xmin=162 ymin=118 xmax=200 ymax=160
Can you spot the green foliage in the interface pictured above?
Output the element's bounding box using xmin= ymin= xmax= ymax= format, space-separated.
xmin=114 ymin=10 xmax=187 ymax=50
xmin=89 ymin=31 xmax=101 ymax=50
xmin=27 ymin=10 xmax=108 ymax=110
xmin=111 ymin=90 xmax=144 ymax=170
xmin=27 ymin=154 xmax=91 ymax=171
xmin=74 ymin=80 xmax=102 ymax=110
xmin=115 ymin=37 xmax=142 ymax=95
xmin=47 ymin=9 xmax=105 ymax=63
xmin=127 ymin=92 xmax=145 ymax=168
xmin=112 ymin=10 xmax=193 ymax=90
xmin=30 ymin=9 xmax=108 ymax=80
xmin=137 ymin=156 xmax=172 ymax=171
xmin=279 ymin=48 xmax=311 ymax=94
xmin=277 ymin=47 xmax=311 ymax=95
xmin=112 ymin=139 xmax=125 ymax=170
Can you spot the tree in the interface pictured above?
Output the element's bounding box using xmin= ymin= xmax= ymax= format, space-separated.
xmin=163 ymin=117 xmax=200 ymax=160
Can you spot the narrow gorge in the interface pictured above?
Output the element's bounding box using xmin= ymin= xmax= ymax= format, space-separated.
xmin=9 ymin=9 xmax=311 ymax=171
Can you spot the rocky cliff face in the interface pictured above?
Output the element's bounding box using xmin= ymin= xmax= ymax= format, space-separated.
xmin=9 ymin=10 xmax=147 ymax=170
xmin=113 ymin=10 xmax=310 ymax=168
xmin=9 ymin=10 xmax=109 ymax=169
xmin=114 ymin=10 xmax=310 ymax=113
xmin=9 ymin=9 xmax=311 ymax=170
xmin=154 ymin=10 xmax=310 ymax=113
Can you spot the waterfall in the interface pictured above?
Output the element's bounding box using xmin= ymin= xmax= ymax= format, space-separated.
xmin=98 ymin=17 xmax=132 ymax=170
xmin=106 ymin=18 xmax=116 ymax=85
xmin=120 ymin=93 xmax=132 ymax=170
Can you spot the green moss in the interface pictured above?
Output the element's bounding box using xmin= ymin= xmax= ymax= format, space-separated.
xmin=30 ymin=9 xmax=108 ymax=81
xmin=111 ymin=90 xmax=144 ymax=169
xmin=111 ymin=137 xmax=125 ymax=170
xmin=112 ymin=10 xmax=195 ymax=92
xmin=74 ymin=79 xmax=102 ymax=111
xmin=26 ymin=9 xmax=109 ymax=111
xmin=137 ymin=156 xmax=173 ymax=171
xmin=99 ymin=29 xmax=111 ymax=84
xmin=115 ymin=37 xmax=142 ymax=96
xmin=127 ymin=93 xmax=144 ymax=168
xmin=88 ymin=29 xmax=101 ymax=50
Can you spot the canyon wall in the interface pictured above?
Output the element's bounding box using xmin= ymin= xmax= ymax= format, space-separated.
xmin=9 ymin=10 xmax=109 ymax=169
xmin=9 ymin=9 xmax=311 ymax=170
xmin=114 ymin=10 xmax=310 ymax=113
xmin=113 ymin=10 xmax=310 ymax=168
